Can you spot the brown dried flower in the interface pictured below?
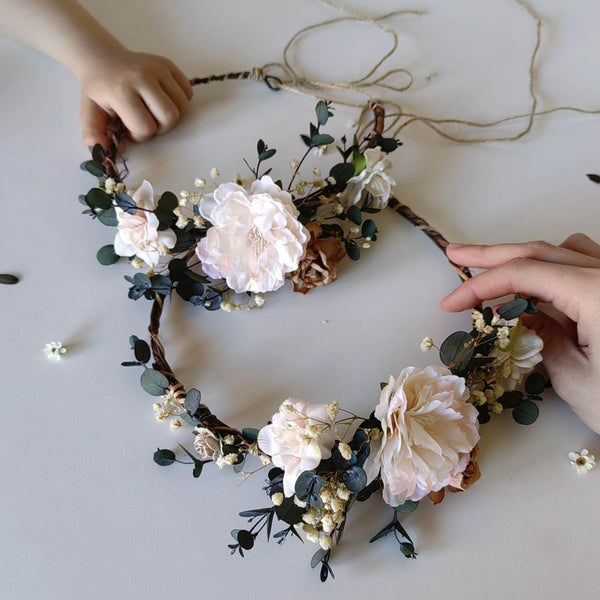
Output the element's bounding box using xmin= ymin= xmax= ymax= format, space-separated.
xmin=289 ymin=223 xmax=346 ymax=294
xmin=427 ymin=446 xmax=481 ymax=505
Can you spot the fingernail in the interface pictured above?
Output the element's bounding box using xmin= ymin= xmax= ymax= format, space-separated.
xmin=447 ymin=243 xmax=465 ymax=249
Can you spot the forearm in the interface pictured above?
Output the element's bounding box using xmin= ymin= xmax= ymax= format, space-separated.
xmin=0 ymin=0 xmax=124 ymax=79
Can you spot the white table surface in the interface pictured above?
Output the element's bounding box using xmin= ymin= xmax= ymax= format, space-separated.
xmin=2 ymin=1 xmax=600 ymax=598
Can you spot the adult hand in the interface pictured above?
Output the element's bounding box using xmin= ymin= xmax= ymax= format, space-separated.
xmin=440 ymin=233 xmax=600 ymax=434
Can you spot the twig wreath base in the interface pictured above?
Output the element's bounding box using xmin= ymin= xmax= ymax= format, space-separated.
xmin=80 ymin=81 xmax=548 ymax=581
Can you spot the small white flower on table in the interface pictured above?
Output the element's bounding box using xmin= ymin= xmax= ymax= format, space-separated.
xmin=43 ymin=342 xmax=67 ymax=360
xmin=568 ymin=449 xmax=596 ymax=474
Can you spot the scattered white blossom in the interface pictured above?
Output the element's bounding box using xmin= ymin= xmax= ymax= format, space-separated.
xmin=195 ymin=178 xmax=206 ymax=188
xmin=569 ymin=449 xmax=596 ymax=474
xmin=170 ymin=418 xmax=182 ymax=430
xmin=43 ymin=341 xmax=67 ymax=360
xmin=210 ymin=168 xmax=219 ymax=179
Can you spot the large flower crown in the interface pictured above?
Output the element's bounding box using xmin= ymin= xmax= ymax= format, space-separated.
xmin=79 ymin=100 xmax=546 ymax=582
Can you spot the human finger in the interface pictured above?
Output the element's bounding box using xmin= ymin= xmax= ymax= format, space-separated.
xmin=80 ymin=95 xmax=110 ymax=149
xmin=111 ymin=90 xmax=158 ymax=142
xmin=439 ymin=257 xmax=591 ymax=325
xmin=446 ymin=241 xmax=600 ymax=270
xmin=168 ymin=64 xmax=194 ymax=100
xmin=559 ymin=232 xmax=600 ymax=259
xmin=160 ymin=73 xmax=191 ymax=115
xmin=138 ymin=83 xmax=181 ymax=135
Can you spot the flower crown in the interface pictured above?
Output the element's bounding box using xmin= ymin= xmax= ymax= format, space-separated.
xmin=79 ymin=99 xmax=546 ymax=582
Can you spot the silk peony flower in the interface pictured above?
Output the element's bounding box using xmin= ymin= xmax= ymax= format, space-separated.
xmin=490 ymin=324 xmax=543 ymax=391
xmin=114 ymin=180 xmax=177 ymax=267
xmin=364 ymin=366 xmax=480 ymax=507
xmin=257 ymin=399 xmax=337 ymax=497
xmin=339 ymin=147 xmax=396 ymax=209
xmin=196 ymin=176 xmax=309 ymax=293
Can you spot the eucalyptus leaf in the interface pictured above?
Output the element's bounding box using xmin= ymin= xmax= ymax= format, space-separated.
xmin=80 ymin=160 xmax=105 ymax=178
xmin=185 ymin=388 xmax=202 ymax=415
xmin=153 ymin=448 xmax=176 ymax=466
xmin=341 ymin=465 xmax=367 ymax=493
xmin=311 ymin=548 xmax=328 ymax=569
xmin=140 ymin=368 xmax=169 ymax=396
xmin=86 ymin=188 xmax=112 ymax=210
xmin=497 ymin=296 xmax=529 ymax=320
xmin=0 ymin=274 xmax=19 ymax=285
xmin=362 ymin=219 xmax=377 ymax=238
xmin=236 ymin=530 xmax=254 ymax=550
xmin=91 ymin=144 xmax=105 ymax=163
xmin=369 ymin=523 xmax=394 ymax=543
xmin=439 ymin=331 xmax=474 ymax=372
xmin=134 ymin=339 xmax=151 ymax=364
xmin=158 ymin=191 xmax=179 ymax=212
xmin=311 ymin=133 xmax=335 ymax=147
xmin=525 ymin=372 xmax=546 ymax=396
xmin=587 ymin=173 xmax=600 ymax=184
xmin=346 ymin=205 xmax=362 ymax=225
xmin=315 ymin=100 xmax=331 ymax=126
xmin=395 ymin=500 xmax=419 ymax=514
xmin=345 ymin=240 xmax=360 ymax=261
xmin=115 ymin=193 xmax=137 ymax=214
xmin=96 ymin=207 xmax=118 ymax=226
xmin=329 ymin=162 xmax=354 ymax=186
xmin=96 ymin=244 xmax=120 ymax=265
xmin=512 ymin=399 xmax=539 ymax=425
xmin=242 ymin=428 xmax=260 ymax=443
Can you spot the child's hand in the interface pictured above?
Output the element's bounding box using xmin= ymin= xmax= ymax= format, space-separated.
xmin=79 ymin=50 xmax=194 ymax=149
xmin=440 ymin=233 xmax=600 ymax=434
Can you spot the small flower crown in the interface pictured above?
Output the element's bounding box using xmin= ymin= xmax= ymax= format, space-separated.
xmin=79 ymin=99 xmax=547 ymax=582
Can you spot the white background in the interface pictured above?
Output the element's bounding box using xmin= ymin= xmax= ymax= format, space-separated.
xmin=1 ymin=1 xmax=600 ymax=598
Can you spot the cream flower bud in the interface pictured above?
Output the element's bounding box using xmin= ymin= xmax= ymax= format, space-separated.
xmin=271 ymin=492 xmax=284 ymax=506
xmin=210 ymin=168 xmax=219 ymax=179
xmin=294 ymin=497 xmax=307 ymax=508
xmin=420 ymin=337 xmax=434 ymax=352
xmin=195 ymin=178 xmax=206 ymax=188
xmin=338 ymin=442 xmax=352 ymax=460
xmin=170 ymin=418 xmax=182 ymax=430
xmin=327 ymin=402 xmax=339 ymax=421
xmin=319 ymin=535 xmax=333 ymax=550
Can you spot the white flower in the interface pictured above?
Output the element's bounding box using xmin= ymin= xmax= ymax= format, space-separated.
xmin=114 ymin=180 xmax=177 ymax=267
xmin=491 ymin=324 xmax=543 ymax=391
xmin=169 ymin=418 xmax=182 ymax=430
xmin=193 ymin=428 xmax=221 ymax=460
xmin=210 ymin=168 xmax=219 ymax=179
xmin=257 ymin=399 xmax=337 ymax=496
xmin=195 ymin=178 xmax=206 ymax=188
xmin=364 ymin=366 xmax=480 ymax=506
xmin=339 ymin=147 xmax=396 ymax=209
xmin=196 ymin=176 xmax=309 ymax=293
xmin=569 ymin=449 xmax=596 ymax=474
xmin=420 ymin=337 xmax=434 ymax=352
xmin=43 ymin=341 xmax=67 ymax=360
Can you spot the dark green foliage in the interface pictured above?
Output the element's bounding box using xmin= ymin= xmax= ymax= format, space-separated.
xmin=0 ymin=274 xmax=19 ymax=285
xmin=512 ymin=399 xmax=539 ymax=425
xmin=395 ymin=500 xmax=419 ymax=514
xmin=439 ymin=331 xmax=474 ymax=372
xmin=140 ymin=368 xmax=169 ymax=396
xmin=96 ymin=244 xmax=120 ymax=265
xmin=153 ymin=448 xmax=176 ymax=466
